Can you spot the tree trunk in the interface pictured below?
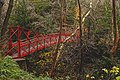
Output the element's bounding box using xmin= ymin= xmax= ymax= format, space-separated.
xmin=49 ymin=0 xmax=64 ymax=77
xmin=1 ymin=0 xmax=14 ymax=36
xmin=77 ymin=0 xmax=83 ymax=79
xmin=63 ymin=0 xmax=67 ymax=28
xmin=110 ymin=0 xmax=119 ymax=60
xmin=88 ymin=15 xmax=91 ymax=39
xmin=0 ymin=0 xmax=4 ymax=28
xmin=77 ymin=0 xmax=82 ymax=46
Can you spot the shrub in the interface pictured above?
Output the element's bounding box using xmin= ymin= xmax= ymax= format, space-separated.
xmin=0 ymin=56 xmax=52 ymax=80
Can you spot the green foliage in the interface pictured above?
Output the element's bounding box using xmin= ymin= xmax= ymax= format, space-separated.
xmin=29 ymin=0 xmax=57 ymax=34
xmin=0 ymin=56 xmax=52 ymax=80
xmin=116 ymin=76 xmax=120 ymax=80
xmin=98 ymin=1 xmax=111 ymax=23
xmin=94 ymin=0 xmax=112 ymax=34
xmin=0 ymin=56 xmax=34 ymax=80
xmin=41 ymin=15 xmax=57 ymax=34
xmin=90 ymin=66 xmax=120 ymax=80
xmin=26 ymin=50 xmax=53 ymax=76
xmin=5 ymin=0 xmax=120 ymax=79
xmin=10 ymin=1 xmax=32 ymax=29
xmin=33 ymin=0 xmax=51 ymax=15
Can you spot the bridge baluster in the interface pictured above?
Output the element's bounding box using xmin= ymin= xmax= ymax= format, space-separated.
xmin=27 ymin=32 xmax=30 ymax=54
xmin=50 ymin=35 xmax=51 ymax=46
xmin=8 ymin=27 xmax=12 ymax=55
xmin=18 ymin=26 xmax=21 ymax=57
xmin=36 ymin=34 xmax=39 ymax=51
xmin=34 ymin=33 xmax=39 ymax=51
xmin=43 ymin=36 xmax=45 ymax=48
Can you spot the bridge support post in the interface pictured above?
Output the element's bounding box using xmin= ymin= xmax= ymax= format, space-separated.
xmin=36 ymin=34 xmax=39 ymax=51
xmin=18 ymin=26 xmax=21 ymax=57
xmin=28 ymin=39 xmax=30 ymax=54
xmin=50 ymin=37 xmax=51 ymax=46
xmin=8 ymin=27 xmax=12 ymax=55
xmin=44 ymin=37 xmax=45 ymax=48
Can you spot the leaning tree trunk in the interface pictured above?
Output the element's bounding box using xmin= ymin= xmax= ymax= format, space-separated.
xmin=1 ymin=0 xmax=14 ymax=36
xmin=110 ymin=0 xmax=119 ymax=60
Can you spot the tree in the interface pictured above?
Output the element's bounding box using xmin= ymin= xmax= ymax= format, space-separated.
xmin=110 ymin=0 xmax=119 ymax=60
xmin=77 ymin=0 xmax=82 ymax=46
xmin=0 ymin=0 xmax=4 ymax=27
xmin=76 ymin=0 xmax=83 ymax=79
xmin=1 ymin=0 xmax=14 ymax=36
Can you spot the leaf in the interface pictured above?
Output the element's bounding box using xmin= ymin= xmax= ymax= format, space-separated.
xmin=116 ymin=76 xmax=120 ymax=80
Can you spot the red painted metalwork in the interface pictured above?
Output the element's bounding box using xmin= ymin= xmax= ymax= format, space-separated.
xmin=3 ymin=26 xmax=80 ymax=59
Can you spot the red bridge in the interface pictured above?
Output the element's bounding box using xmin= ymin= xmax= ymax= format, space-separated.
xmin=3 ymin=26 xmax=80 ymax=59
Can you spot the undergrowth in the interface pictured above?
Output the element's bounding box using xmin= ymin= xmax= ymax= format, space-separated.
xmin=0 ymin=56 xmax=52 ymax=80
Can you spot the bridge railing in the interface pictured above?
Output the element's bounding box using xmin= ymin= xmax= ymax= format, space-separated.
xmin=3 ymin=26 xmax=80 ymax=59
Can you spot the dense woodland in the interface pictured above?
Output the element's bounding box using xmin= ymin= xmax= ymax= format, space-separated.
xmin=1 ymin=0 xmax=120 ymax=80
